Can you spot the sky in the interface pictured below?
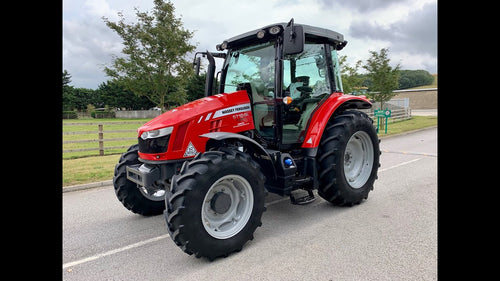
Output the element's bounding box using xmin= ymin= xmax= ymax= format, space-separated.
xmin=63 ymin=0 xmax=437 ymax=89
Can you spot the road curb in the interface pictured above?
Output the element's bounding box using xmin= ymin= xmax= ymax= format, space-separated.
xmin=62 ymin=126 xmax=437 ymax=193
xmin=63 ymin=180 xmax=113 ymax=193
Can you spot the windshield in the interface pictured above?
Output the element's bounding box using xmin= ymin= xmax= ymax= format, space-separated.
xmin=222 ymin=42 xmax=275 ymax=96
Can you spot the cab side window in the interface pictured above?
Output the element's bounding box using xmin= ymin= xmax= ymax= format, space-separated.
xmin=282 ymin=43 xmax=331 ymax=144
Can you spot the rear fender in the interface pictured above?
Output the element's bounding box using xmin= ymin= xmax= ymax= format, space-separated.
xmin=301 ymin=92 xmax=372 ymax=150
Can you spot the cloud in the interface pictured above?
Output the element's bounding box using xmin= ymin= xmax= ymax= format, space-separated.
xmin=349 ymin=2 xmax=437 ymax=59
xmin=320 ymin=0 xmax=403 ymax=12
xmin=63 ymin=17 xmax=122 ymax=88
xmin=63 ymin=0 xmax=437 ymax=88
xmin=63 ymin=0 xmax=134 ymax=88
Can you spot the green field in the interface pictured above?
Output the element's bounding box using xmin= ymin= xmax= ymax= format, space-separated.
xmin=62 ymin=116 xmax=437 ymax=187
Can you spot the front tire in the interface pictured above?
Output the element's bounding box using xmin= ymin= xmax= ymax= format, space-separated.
xmin=165 ymin=148 xmax=266 ymax=260
xmin=113 ymin=144 xmax=166 ymax=216
xmin=317 ymin=110 xmax=380 ymax=206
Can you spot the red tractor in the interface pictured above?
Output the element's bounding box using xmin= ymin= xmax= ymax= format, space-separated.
xmin=113 ymin=19 xmax=380 ymax=260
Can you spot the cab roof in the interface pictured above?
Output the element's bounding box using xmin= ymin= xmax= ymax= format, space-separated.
xmin=221 ymin=22 xmax=347 ymax=50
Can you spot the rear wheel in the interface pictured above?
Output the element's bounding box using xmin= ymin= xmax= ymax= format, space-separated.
xmin=165 ymin=148 xmax=266 ymax=260
xmin=317 ymin=110 xmax=380 ymax=206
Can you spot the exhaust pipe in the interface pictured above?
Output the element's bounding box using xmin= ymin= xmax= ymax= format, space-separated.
xmin=204 ymin=51 xmax=215 ymax=97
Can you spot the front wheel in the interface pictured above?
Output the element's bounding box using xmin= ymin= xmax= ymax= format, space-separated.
xmin=113 ymin=144 xmax=166 ymax=216
xmin=317 ymin=110 xmax=380 ymax=206
xmin=165 ymin=148 xmax=266 ymax=260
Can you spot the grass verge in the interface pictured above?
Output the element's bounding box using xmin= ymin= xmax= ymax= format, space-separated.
xmin=377 ymin=115 xmax=437 ymax=136
xmin=63 ymin=154 xmax=121 ymax=187
xmin=62 ymin=115 xmax=437 ymax=187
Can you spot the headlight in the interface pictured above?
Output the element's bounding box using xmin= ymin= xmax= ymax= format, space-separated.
xmin=256 ymin=30 xmax=266 ymax=39
xmin=140 ymin=126 xmax=173 ymax=140
xmin=269 ymin=26 xmax=281 ymax=35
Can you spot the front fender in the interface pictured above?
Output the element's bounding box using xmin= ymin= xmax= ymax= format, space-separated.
xmin=301 ymin=92 xmax=372 ymax=149
xmin=199 ymin=132 xmax=277 ymax=180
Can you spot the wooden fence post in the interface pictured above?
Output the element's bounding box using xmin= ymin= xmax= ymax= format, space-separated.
xmin=98 ymin=124 xmax=104 ymax=156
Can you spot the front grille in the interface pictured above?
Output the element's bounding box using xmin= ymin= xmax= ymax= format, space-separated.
xmin=138 ymin=134 xmax=170 ymax=154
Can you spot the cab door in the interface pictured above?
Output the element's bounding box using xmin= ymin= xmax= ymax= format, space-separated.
xmin=281 ymin=43 xmax=338 ymax=144
xmin=221 ymin=42 xmax=277 ymax=142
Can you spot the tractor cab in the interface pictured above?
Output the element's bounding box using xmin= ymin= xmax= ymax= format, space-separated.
xmin=197 ymin=19 xmax=348 ymax=149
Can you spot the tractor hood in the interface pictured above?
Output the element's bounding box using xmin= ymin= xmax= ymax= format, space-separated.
xmin=137 ymin=90 xmax=254 ymax=161
xmin=138 ymin=90 xmax=251 ymax=137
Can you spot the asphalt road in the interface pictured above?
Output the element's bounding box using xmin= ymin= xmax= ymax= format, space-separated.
xmin=63 ymin=127 xmax=437 ymax=280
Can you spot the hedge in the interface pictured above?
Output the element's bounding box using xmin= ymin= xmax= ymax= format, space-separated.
xmin=91 ymin=110 xmax=116 ymax=118
xmin=63 ymin=111 xmax=78 ymax=119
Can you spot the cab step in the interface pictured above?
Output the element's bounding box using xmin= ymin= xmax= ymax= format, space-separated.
xmin=290 ymin=189 xmax=316 ymax=205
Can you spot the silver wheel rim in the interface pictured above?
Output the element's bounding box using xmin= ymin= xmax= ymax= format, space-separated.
xmin=344 ymin=131 xmax=374 ymax=189
xmin=138 ymin=185 xmax=166 ymax=202
xmin=201 ymin=175 xmax=254 ymax=239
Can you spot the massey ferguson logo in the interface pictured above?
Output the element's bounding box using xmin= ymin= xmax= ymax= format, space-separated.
xmin=213 ymin=104 xmax=251 ymax=118
xmin=196 ymin=103 xmax=252 ymax=124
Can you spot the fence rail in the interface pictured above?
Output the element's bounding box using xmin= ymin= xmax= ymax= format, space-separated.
xmin=361 ymin=107 xmax=412 ymax=124
xmin=63 ymin=121 xmax=143 ymax=156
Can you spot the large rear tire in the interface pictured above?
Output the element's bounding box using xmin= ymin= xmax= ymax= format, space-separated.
xmin=113 ymin=144 xmax=166 ymax=216
xmin=317 ymin=110 xmax=380 ymax=206
xmin=165 ymin=148 xmax=266 ymax=260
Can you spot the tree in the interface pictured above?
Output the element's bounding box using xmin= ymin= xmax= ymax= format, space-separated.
xmin=185 ymin=73 xmax=206 ymax=102
xmin=338 ymin=55 xmax=364 ymax=95
xmin=62 ymin=70 xmax=75 ymax=111
xmin=63 ymin=70 xmax=72 ymax=88
xmin=72 ymin=88 xmax=97 ymax=111
xmin=398 ymin=70 xmax=434 ymax=89
xmin=102 ymin=0 xmax=196 ymax=111
xmin=96 ymin=80 xmax=155 ymax=110
xmin=363 ymin=48 xmax=400 ymax=110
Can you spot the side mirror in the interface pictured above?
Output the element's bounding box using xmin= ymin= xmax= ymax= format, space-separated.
xmin=283 ymin=24 xmax=304 ymax=55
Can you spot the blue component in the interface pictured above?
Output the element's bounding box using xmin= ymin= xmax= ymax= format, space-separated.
xmin=284 ymin=158 xmax=293 ymax=167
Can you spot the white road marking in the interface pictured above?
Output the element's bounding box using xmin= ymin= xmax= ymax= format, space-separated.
xmin=63 ymin=234 xmax=170 ymax=269
xmin=381 ymin=149 xmax=437 ymax=157
xmin=378 ymin=158 xmax=423 ymax=172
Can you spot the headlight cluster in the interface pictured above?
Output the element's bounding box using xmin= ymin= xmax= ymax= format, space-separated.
xmin=257 ymin=25 xmax=282 ymax=39
xmin=140 ymin=126 xmax=173 ymax=140
xmin=138 ymin=126 xmax=173 ymax=154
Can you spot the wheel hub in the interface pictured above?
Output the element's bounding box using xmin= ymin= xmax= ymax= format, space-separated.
xmin=344 ymin=149 xmax=352 ymax=165
xmin=343 ymin=131 xmax=374 ymax=189
xmin=210 ymin=192 xmax=232 ymax=214
xmin=201 ymin=175 xmax=254 ymax=239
